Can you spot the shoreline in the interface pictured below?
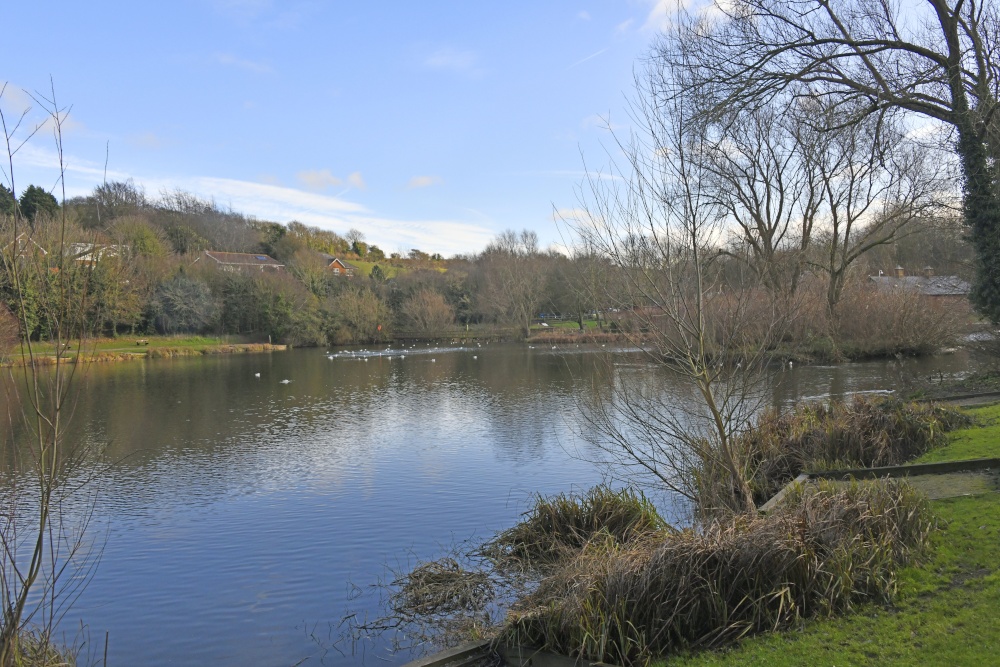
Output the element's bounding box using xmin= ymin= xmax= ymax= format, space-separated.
xmin=2 ymin=341 xmax=288 ymax=366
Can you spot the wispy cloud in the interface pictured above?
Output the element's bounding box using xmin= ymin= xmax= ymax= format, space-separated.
xmin=297 ymin=169 xmax=342 ymax=191
xmin=213 ymin=52 xmax=273 ymax=74
xmin=14 ymin=143 xmax=493 ymax=254
xmin=577 ymin=10 xmax=591 ymax=20
xmin=347 ymin=171 xmax=366 ymax=190
xmin=128 ymin=132 xmax=164 ymax=150
xmin=568 ymin=48 xmax=608 ymax=69
xmin=423 ymin=48 xmax=482 ymax=76
xmin=641 ymin=0 xmax=674 ymax=32
xmin=615 ymin=18 xmax=635 ymax=34
xmin=406 ymin=175 xmax=443 ymax=189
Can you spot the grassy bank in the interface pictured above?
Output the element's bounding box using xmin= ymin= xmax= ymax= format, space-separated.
xmin=2 ymin=335 xmax=288 ymax=366
xmin=665 ymin=403 xmax=1000 ymax=666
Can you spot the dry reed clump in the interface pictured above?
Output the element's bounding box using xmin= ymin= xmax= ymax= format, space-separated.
xmin=392 ymin=558 xmax=494 ymax=619
xmin=736 ymin=395 xmax=973 ymax=506
xmin=501 ymin=479 xmax=934 ymax=665
xmin=479 ymin=486 xmax=669 ymax=571
xmin=346 ymin=487 xmax=670 ymax=653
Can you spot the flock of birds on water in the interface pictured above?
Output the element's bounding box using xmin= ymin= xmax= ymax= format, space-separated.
xmin=250 ymin=340 xmax=616 ymax=383
xmin=250 ymin=341 xmax=798 ymax=384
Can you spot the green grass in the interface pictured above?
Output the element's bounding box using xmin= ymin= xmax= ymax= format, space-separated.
xmin=914 ymin=402 xmax=1000 ymax=463
xmin=348 ymin=259 xmax=408 ymax=278
xmin=531 ymin=319 xmax=602 ymax=331
xmin=13 ymin=334 xmax=271 ymax=359
xmin=661 ymin=404 xmax=1000 ymax=667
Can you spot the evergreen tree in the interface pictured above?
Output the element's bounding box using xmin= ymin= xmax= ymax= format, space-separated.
xmin=19 ymin=185 xmax=59 ymax=222
xmin=0 ymin=185 xmax=15 ymax=217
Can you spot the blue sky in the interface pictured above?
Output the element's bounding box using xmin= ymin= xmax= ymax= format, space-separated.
xmin=3 ymin=1 xmax=673 ymax=256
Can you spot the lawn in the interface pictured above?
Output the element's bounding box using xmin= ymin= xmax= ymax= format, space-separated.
xmin=8 ymin=335 xmax=275 ymax=361
xmin=348 ymin=259 xmax=407 ymax=279
xmin=664 ymin=403 xmax=1000 ymax=667
xmin=531 ymin=318 xmax=602 ymax=331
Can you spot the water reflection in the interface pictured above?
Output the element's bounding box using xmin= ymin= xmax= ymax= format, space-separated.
xmin=0 ymin=345 xmax=975 ymax=666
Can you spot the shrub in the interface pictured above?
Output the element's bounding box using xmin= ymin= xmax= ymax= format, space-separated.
xmin=480 ymin=486 xmax=668 ymax=571
xmin=735 ymin=395 xmax=973 ymax=506
xmin=501 ymin=479 xmax=934 ymax=665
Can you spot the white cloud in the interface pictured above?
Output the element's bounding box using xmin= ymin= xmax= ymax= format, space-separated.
xmin=423 ymin=48 xmax=481 ymax=76
xmin=407 ymin=175 xmax=443 ymax=189
xmin=186 ymin=177 xmax=492 ymax=255
xmin=578 ymin=10 xmax=591 ymax=20
xmin=11 ymin=142 xmax=494 ymax=255
xmin=643 ymin=1 xmax=671 ymax=32
xmin=297 ymin=169 xmax=342 ymax=190
xmin=213 ymin=52 xmax=273 ymax=74
xmin=128 ymin=132 xmax=164 ymax=150
xmin=347 ymin=171 xmax=366 ymax=190
xmin=615 ymin=18 xmax=635 ymax=34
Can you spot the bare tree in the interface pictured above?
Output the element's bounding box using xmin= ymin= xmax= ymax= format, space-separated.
xmin=0 ymin=82 xmax=103 ymax=664
xmin=477 ymin=229 xmax=547 ymax=338
xmin=801 ymin=100 xmax=951 ymax=312
xmin=571 ymin=64 xmax=785 ymax=517
xmin=659 ymin=0 xmax=1000 ymax=319
xmin=401 ymin=288 xmax=455 ymax=333
xmin=702 ymin=102 xmax=820 ymax=297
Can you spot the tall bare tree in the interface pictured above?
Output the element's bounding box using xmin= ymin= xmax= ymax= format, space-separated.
xmin=478 ymin=229 xmax=547 ymax=338
xmin=572 ymin=64 xmax=785 ymax=516
xmin=659 ymin=0 xmax=1000 ymax=319
xmin=0 ymin=82 xmax=102 ymax=665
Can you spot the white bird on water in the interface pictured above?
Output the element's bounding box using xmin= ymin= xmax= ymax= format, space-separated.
xmin=254 ymin=372 xmax=260 ymax=378
xmin=279 ymin=379 xmax=291 ymax=384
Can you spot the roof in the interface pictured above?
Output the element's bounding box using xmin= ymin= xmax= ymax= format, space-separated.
xmin=327 ymin=258 xmax=357 ymax=269
xmin=202 ymin=251 xmax=284 ymax=267
xmin=870 ymin=275 xmax=970 ymax=297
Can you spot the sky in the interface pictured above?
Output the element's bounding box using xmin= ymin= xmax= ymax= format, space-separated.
xmin=2 ymin=1 xmax=675 ymax=257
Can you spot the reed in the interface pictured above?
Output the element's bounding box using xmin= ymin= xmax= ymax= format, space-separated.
xmin=479 ymin=486 xmax=668 ymax=571
xmin=501 ymin=479 xmax=933 ymax=665
xmin=734 ymin=396 xmax=972 ymax=506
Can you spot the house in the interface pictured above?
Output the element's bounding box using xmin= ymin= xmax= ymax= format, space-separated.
xmin=326 ymin=257 xmax=356 ymax=277
xmin=869 ymin=266 xmax=970 ymax=300
xmin=67 ymin=242 xmax=120 ymax=264
xmin=194 ymin=250 xmax=284 ymax=272
xmin=3 ymin=233 xmax=48 ymax=259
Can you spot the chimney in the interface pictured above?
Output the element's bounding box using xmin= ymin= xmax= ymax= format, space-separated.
xmin=924 ymin=265 xmax=934 ymax=278
xmin=895 ymin=265 xmax=905 ymax=278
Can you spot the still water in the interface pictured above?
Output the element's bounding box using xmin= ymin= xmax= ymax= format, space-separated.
xmin=3 ymin=344 xmax=974 ymax=665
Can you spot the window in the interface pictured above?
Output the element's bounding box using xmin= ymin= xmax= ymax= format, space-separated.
xmin=333 ymin=268 xmax=340 ymax=274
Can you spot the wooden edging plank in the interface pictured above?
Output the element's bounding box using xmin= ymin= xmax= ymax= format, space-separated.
xmin=759 ymin=458 xmax=1000 ymax=513
xmin=401 ymin=640 xmax=493 ymax=667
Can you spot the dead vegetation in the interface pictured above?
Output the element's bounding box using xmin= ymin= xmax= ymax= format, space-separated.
xmin=501 ymin=479 xmax=933 ymax=665
xmin=736 ymin=395 xmax=973 ymax=505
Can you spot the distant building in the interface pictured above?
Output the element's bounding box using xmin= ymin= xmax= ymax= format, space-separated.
xmin=67 ymin=242 xmax=121 ymax=264
xmin=3 ymin=233 xmax=47 ymax=259
xmin=870 ymin=266 xmax=970 ymax=299
xmin=195 ymin=251 xmax=284 ymax=272
xmin=326 ymin=258 xmax=356 ymax=276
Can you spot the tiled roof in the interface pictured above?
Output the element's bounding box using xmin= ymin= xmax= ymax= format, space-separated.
xmin=204 ymin=251 xmax=284 ymax=266
xmin=870 ymin=275 xmax=970 ymax=296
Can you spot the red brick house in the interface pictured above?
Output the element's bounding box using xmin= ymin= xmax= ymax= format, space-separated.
xmin=326 ymin=258 xmax=356 ymax=276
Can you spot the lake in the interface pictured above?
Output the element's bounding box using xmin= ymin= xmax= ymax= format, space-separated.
xmin=0 ymin=344 xmax=975 ymax=665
